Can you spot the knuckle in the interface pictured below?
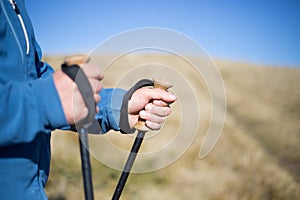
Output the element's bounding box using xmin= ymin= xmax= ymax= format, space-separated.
xmin=162 ymin=107 xmax=171 ymax=115
xmin=159 ymin=116 xmax=166 ymax=123
xmin=146 ymin=121 xmax=161 ymax=130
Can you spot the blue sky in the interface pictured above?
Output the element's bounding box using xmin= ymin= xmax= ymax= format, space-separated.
xmin=26 ymin=0 xmax=300 ymax=67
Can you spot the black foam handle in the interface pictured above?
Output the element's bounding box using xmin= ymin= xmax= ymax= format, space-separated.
xmin=61 ymin=64 xmax=96 ymax=128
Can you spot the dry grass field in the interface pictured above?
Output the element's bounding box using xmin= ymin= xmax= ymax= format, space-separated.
xmin=43 ymin=55 xmax=300 ymax=200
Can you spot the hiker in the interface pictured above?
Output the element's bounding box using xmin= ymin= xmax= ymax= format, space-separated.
xmin=0 ymin=0 xmax=176 ymax=199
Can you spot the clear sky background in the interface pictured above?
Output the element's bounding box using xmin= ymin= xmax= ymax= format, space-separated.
xmin=26 ymin=0 xmax=300 ymax=67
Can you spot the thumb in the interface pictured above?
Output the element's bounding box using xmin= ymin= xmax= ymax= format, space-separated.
xmin=145 ymin=88 xmax=176 ymax=103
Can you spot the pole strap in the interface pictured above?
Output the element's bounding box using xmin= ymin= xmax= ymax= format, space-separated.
xmin=119 ymin=79 xmax=154 ymax=134
xmin=61 ymin=64 xmax=96 ymax=128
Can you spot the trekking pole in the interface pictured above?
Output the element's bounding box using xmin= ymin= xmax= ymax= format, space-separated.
xmin=112 ymin=80 xmax=172 ymax=200
xmin=62 ymin=55 xmax=96 ymax=200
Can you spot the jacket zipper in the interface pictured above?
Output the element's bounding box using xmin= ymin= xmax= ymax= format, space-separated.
xmin=10 ymin=0 xmax=30 ymax=55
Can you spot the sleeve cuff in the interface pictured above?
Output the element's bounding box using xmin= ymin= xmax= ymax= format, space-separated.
xmin=96 ymin=88 xmax=126 ymax=133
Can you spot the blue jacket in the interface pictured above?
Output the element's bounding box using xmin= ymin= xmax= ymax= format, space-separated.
xmin=0 ymin=0 xmax=125 ymax=199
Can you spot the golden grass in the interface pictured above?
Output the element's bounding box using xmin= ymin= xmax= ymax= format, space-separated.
xmin=43 ymin=55 xmax=300 ymax=200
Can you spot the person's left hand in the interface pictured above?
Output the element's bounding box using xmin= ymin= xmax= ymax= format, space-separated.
xmin=128 ymin=88 xmax=176 ymax=130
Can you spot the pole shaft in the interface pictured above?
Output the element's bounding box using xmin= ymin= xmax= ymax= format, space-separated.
xmin=112 ymin=131 xmax=146 ymax=200
xmin=79 ymin=127 xmax=94 ymax=200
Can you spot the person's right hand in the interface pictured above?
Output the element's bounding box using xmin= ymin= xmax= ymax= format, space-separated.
xmin=53 ymin=63 xmax=103 ymax=125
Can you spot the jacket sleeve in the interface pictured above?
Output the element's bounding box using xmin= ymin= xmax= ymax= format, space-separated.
xmin=0 ymin=75 xmax=69 ymax=147
xmin=0 ymin=40 xmax=69 ymax=146
xmin=96 ymin=88 xmax=127 ymax=133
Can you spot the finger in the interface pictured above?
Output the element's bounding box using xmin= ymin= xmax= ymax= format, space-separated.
xmin=145 ymin=103 xmax=171 ymax=117
xmin=89 ymin=79 xmax=102 ymax=93
xmin=152 ymin=100 xmax=169 ymax=107
xmin=143 ymin=88 xmax=176 ymax=103
xmin=94 ymin=93 xmax=101 ymax=103
xmin=145 ymin=121 xmax=162 ymax=130
xmin=139 ymin=110 xmax=166 ymax=124
xmin=81 ymin=63 xmax=104 ymax=80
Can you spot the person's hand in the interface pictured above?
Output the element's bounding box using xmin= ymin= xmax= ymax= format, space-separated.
xmin=53 ymin=63 xmax=103 ymax=124
xmin=128 ymin=88 xmax=176 ymax=130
